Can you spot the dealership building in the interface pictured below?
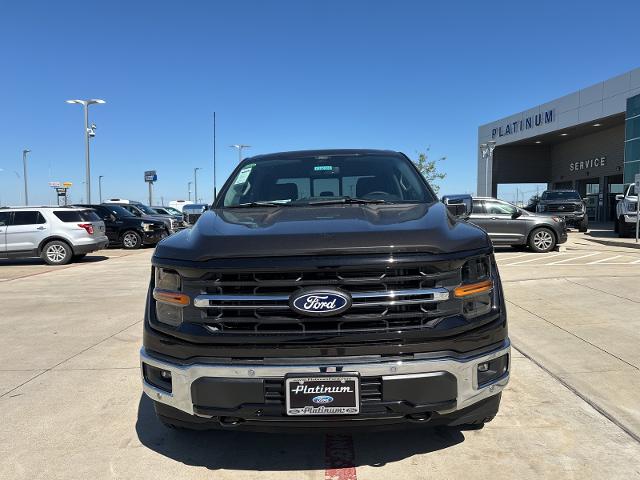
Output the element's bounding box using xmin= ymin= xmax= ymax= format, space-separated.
xmin=478 ymin=67 xmax=640 ymax=223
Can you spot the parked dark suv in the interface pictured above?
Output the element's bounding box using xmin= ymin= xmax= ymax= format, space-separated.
xmin=462 ymin=197 xmax=567 ymax=253
xmin=75 ymin=204 xmax=166 ymax=249
xmin=140 ymin=149 xmax=510 ymax=431
xmin=536 ymin=190 xmax=588 ymax=232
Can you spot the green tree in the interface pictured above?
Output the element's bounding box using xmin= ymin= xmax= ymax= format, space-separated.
xmin=413 ymin=149 xmax=447 ymax=194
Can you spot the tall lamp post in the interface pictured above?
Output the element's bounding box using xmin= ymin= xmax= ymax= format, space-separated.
xmin=230 ymin=144 xmax=250 ymax=163
xmin=22 ymin=149 xmax=31 ymax=205
xmin=98 ymin=175 xmax=104 ymax=204
xmin=479 ymin=141 xmax=497 ymax=196
xmin=193 ymin=168 xmax=201 ymax=203
xmin=66 ymin=99 xmax=106 ymax=204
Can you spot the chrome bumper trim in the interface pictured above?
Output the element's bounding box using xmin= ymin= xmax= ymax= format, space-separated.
xmin=141 ymin=339 xmax=510 ymax=418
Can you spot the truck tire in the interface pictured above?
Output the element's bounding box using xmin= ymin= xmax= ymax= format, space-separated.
xmin=41 ymin=240 xmax=73 ymax=265
xmin=619 ymin=216 xmax=632 ymax=238
xmin=614 ymin=218 xmax=619 ymax=233
xmin=528 ymin=227 xmax=556 ymax=253
xmin=121 ymin=230 xmax=142 ymax=249
xmin=578 ymin=219 xmax=588 ymax=233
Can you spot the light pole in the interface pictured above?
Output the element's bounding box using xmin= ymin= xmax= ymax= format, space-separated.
xmin=22 ymin=149 xmax=30 ymax=205
xmin=66 ymin=99 xmax=106 ymax=204
xmin=230 ymin=144 xmax=250 ymax=163
xmin=98 ymin=175 xmax=104 ymax=203
xmin=194 ymin=168 xmax=202 ymax=203
xmin=479 ymin=141 xmax=497 ymax=197
xmin=187 ymin=181 xmax=192 ymax=201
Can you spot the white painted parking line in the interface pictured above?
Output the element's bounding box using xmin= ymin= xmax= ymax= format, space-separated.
xmin=587 ymin=255 xmax=623 ymax=264
xmin=503 ymin=254 xmax=561 ymax=266
xmin=547 ymin=252 xmax=599 ymax=265
xmin=632 ymin=258 xmax=640 ymax=264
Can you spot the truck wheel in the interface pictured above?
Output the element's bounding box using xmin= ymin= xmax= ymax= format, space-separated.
xmin=614 ymin=218 xmax=619 ymax=233
xmin=618 ymin=217 xmax=631 ymax=238
xmin=41 ymin=240 xmax=73 ymax=265
xmin=121 ymin=230 xmax=142 ymax=249
xmin=528 ymin=227 xmax=556 ymax=253
xmin=578 ymin=220 xmax=588 ymax=233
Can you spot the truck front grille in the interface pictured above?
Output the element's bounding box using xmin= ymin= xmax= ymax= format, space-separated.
xmin=547 ymin=203 xmax=576 ymax=212
xmin=181 ymin=264 xmax=464 ymax=336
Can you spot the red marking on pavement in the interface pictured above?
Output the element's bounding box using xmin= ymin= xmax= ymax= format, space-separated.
xmin=325 ymin=434 xmax=357 ymax=480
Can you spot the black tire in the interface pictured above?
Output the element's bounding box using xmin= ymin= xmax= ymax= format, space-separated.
xmin=614 ymin=218 xmax=619 ymax=233
xmin=72 ymin=253 xmax=87 ymax=261
xmin=578 ymin=219 xmax=588 ymax=233
xmin=528 ymin=227 xmax=556 ymax=253
xmin=619 ymin=217 xmax=631 ymax=238
xmin=41 ymin=240 xmax=73 ymax=265
xmin=121 ymin=230 xmax=142 ymax=249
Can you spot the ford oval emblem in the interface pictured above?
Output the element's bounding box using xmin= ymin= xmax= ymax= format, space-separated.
xmin=290 ymin=289 xmax=352 ymax=317
xmin=312 ymin=395 xmax=334 ymax=404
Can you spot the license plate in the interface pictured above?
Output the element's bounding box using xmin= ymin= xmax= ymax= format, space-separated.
xmin=285 ymin=375 xmax=359 ymax=416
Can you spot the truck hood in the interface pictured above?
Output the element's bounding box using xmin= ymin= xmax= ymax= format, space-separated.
xmin=154 ymin=202 xmax=489 ymax=261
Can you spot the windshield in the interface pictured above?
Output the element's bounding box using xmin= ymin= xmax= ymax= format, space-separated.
xmin=541 ymin=191 xmax=581 ymax=201
xmin=136 ymin=204 xmax=159 ymax=215
xmin=103 ymin=205 xmax=135 ymax=218
xmin=163 ymin=207 xmax=182 ymax=215
xmin=220 ymin=153 xmax=435 ymax=207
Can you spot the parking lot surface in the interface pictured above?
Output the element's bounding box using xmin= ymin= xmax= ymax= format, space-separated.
xmin=1 ymin=235 xmax=640 ymax=479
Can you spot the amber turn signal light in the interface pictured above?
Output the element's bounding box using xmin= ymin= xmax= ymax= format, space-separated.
xmin=454 ymin=279 xmax=493 ymax=298
xmin=153 ymin=288 xmax=190 ymax=306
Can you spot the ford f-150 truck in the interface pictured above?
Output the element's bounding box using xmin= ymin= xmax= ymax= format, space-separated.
xmin=615 ymin=184 xmax=638 ymax=238
xmin=140 ymin=149 xmax=510 ymax=431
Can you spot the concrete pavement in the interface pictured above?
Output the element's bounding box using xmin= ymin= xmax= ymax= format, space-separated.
xmin=1 ymin=239 xmax=640 ymax=479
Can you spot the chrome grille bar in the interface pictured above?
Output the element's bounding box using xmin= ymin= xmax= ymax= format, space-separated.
xmin=193 ymin=288 xmax=450 ymax=309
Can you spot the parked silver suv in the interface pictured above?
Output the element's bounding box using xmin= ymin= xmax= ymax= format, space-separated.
xmin=0 ymin=206 xmax=109 ymax=265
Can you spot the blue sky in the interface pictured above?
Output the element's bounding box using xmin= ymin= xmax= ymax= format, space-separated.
xmin=1 ymin=0 xmax=639 ymax=205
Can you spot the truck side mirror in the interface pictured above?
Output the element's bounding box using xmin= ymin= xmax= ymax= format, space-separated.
xmin=615 ymin=194 xmax=624 ymax=201
xmin=442 ymin=194 xmax=472 ymax=219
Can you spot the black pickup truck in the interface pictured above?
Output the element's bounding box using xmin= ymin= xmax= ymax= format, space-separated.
xmin=140 ymin=149 xmax=510 ymax=431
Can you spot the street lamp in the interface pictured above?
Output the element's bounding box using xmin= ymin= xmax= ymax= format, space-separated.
xmin=66 ymin=99 xmax=106 ymax=204
xmin=479 ymin=141 xmax=497 ymax=196
xmin=187 ymin=181 xmax=192 ymax=201
xmin=98 ymin=175 xmax=104 ymax=203
xmin=22 ymin=149 xmax=30 ymax=205
xmin=230 ymin=144 xmax=250 ymax=163
xmin=194 ymin=168 xmax=202 ymax=203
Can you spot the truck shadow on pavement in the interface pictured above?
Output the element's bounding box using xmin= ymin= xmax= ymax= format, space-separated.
xmin=135 ymin=394 xmax=465 ymax=470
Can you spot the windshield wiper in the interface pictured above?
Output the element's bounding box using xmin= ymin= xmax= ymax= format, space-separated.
xmin=227 ymin=201 xmax=292 ymax=208
xmin=307 ymin=196 xmax=387 ymax=206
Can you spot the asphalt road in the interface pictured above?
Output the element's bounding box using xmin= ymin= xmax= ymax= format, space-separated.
xmin=1 ymin=234 xmax=639 ymax=479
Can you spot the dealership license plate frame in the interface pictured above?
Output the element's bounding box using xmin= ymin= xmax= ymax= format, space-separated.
xmin=285 ymin=374 xmax=360 ymax=416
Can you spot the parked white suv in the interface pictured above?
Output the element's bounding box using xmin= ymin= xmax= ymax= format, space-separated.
xmin=0 ymin=206 xmax=109 ymax=265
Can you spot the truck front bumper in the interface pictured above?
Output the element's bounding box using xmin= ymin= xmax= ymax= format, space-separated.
xmin=140 ymin=339 xmax=510 ymax=429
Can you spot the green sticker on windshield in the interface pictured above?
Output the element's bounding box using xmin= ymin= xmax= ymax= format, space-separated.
xmin=234 ymin=163 xmax=255 ymax=184
xmin=314 ymin=165 xmax=333 ymax=171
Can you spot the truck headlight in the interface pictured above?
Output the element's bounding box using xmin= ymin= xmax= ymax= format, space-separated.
xmin=141 ymin=222 xmax=154 ymax=232
xmin=629 ymin=202 xmax=637 ymax=212
xmin=457 ymin=256 xmax=493 ymax=318
xmin=153 ymin=268 xmax=187 ymax=326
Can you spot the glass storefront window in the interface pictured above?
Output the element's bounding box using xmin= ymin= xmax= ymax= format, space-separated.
xmin=626 ymin=117 xmax=640 ymax=141
xmin=627 ymin=94 xmax=640 ymax=119
xmin=623 ymin=161 xmax=640 ymax=182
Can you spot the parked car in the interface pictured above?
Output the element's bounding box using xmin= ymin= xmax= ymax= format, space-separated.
xmin=615 ymin=184 xmax=638 ymax=238
xmin=75 ymin=204 xmax=167 ymax=249
xmin=0 ymin=206 xmax=108 ymax=265
xmin=536 ymin=190 xmax=588 ymax=232
xmin=454 ymin=197 xmax=567 ymax=253
xmin=102 ymin=199 xmax=181 ymax=233
xmin=141 ymin=149 xmax=510 ymax=431
xmin=182 ymin=203 xmax=209 ymax=225
xmin=151 ymin=206 xmax=186 ymax=230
